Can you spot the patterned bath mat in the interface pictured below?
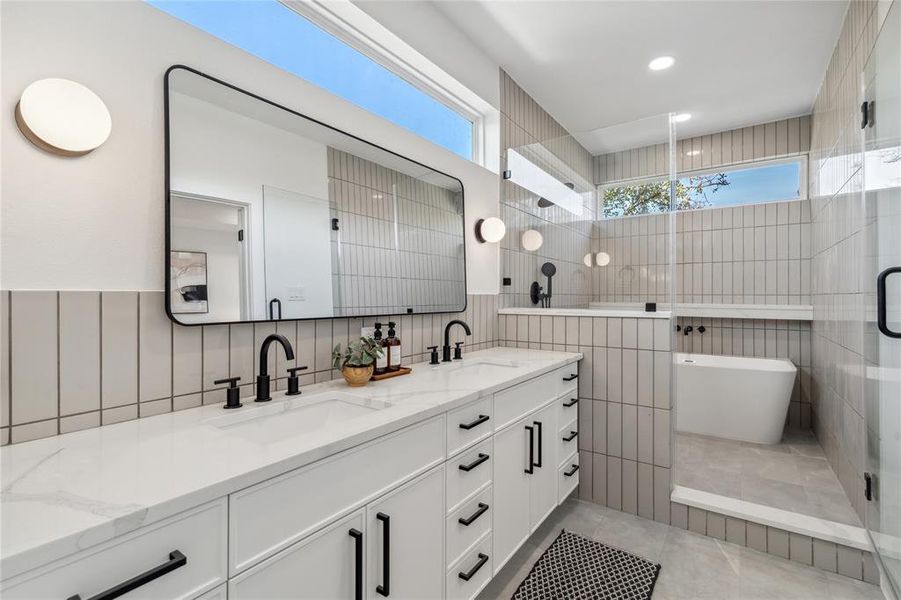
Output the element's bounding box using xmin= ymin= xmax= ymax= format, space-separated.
xmin=512 ymin=530 xmax=661 ymax=600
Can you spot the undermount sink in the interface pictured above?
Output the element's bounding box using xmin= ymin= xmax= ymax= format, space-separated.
xmin=205 ymin=393 xmax=390 ymax=443
xmin=449 ymin=358 xmax=519 ymax=371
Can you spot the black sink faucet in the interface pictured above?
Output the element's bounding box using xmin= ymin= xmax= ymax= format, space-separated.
xmin=443 ymin=319 xmax=472 ymax=362
xmin=256 ymin=333 xmax=295 ymax=402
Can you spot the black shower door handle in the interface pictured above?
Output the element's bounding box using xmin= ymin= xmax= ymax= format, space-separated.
xmin=877 ymin=267 xmax=901 ymax=338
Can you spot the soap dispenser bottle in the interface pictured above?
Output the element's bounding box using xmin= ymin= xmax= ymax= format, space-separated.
xmin=373 ymin=323 xmax=388 ymax=375
xmin=386 ymin=321 xmax=402 ymax=371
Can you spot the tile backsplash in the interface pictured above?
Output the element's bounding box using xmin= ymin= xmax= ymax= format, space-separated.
xmin=0 ymin=291 xmax=497 ymax=445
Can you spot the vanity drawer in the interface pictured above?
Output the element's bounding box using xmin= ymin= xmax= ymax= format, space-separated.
xmin=446 ymin=485 xmax=492 ymax=567
xmin=229 ymin=415 xmax=445 ymax=575
xmin=2 ymin=499 xmax=227 ymax=600
xmin=494 ymin=367 xmax=565 ymax=429
xmin=558 ymin=452 xmax=580 ymax=503
xmin=446 ymin=533 xmax=493 ymax=600
xmin=447 ymin=396 xmax=493 ymax=457
xmin=557 ymin=362 xmax=580 ymax=396
xmin=446 ymin=438 xmax=493 ymax=512
xmin=557 ymin=418 xmax=578 ymax=467
xmin=557 ymin=392 xmax=579 ymax=427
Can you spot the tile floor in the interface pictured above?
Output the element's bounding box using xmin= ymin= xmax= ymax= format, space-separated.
xmin=674 ymin=430 xmax=861 ymax=526
xmin=479 ymin=498 xmax=883 ymax=600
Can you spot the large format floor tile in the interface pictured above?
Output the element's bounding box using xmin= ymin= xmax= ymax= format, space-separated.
xmin=478 ymin=498 xmax=883 ymax=600
xmin=675 ymin=431 xmax=861 ymax=526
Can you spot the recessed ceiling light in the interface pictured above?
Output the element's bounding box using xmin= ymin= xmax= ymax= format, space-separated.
xmin=648 ymin=56 xmax=675 ymax=71
xmin=673 ymin=113 xmax=692 ymax=123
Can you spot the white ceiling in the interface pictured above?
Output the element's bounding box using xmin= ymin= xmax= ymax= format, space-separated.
xmin=431 ymin=0 xmax=847 ymax=154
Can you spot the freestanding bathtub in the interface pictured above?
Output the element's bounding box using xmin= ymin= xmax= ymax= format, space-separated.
xmin=675 ymin=353 xmax=797 ymax=444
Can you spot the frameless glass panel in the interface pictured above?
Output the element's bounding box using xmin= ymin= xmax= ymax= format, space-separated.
xmin=149 ymin=0 xmax=473 ymax=159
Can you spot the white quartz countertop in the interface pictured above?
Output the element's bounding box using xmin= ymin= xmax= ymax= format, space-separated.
xmin=0 ymin=347 xmax=580 ymax=580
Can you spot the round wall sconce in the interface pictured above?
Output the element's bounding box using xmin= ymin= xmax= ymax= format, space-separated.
xmin=522 ymin=229 xmax=543 ymax=251
xmin=596 ymin=252 xmax=611 ymax=266
xmin=15 ymin=78 xmax=112 ymax=157
xmin=583 ymin=253 xmax=593 ymax=267
xmin=474 ymin=217 xmax=506 ymax=243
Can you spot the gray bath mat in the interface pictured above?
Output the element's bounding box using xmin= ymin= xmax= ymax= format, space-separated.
xmin=512 ymin=530 xmax=661 ymax=600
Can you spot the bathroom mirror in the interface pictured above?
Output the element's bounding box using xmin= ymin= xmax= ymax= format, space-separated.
xmin=165 ymin=66 xmax=466 ymax=325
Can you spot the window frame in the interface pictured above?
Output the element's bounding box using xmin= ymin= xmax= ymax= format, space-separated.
xmin=281 ymin=0 xmax=489 ymax=165
xmin=597 ymin=155 xmax=808 ymax=218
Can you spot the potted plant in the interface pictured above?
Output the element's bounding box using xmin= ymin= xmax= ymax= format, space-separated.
xmin=332 ymin=336 xmax=383 ymax=387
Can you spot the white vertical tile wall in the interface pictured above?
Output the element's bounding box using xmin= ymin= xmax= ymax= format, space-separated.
xmin=0 ymin=291 xmax=498 ymax=444
xmin=499 ymin=314 xmax=673 ymax=524
xmin=328 ymin=148 xmax=466 ymax=315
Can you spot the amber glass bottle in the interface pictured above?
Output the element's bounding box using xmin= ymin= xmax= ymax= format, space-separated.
xmin=373 ymin=323 xmax=388 ymax=375
xmin=385 ymin=321 xmax=402 ymax=371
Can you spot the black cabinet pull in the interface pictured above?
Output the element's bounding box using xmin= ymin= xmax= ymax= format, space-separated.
xmin=459 ymin=453 xmax=490 ymax=472
xmin=525 ymin=425 xmax=534 ymax=474
xmin=563 ymin=430 xmax=578 ymax=442
xmin=533 ymin=420 xmax=543 ymax=468
xmin=66 ymin=550 xmax=186 ymax=600
xmin=459 ymin=414 xmax=490 ymax=430
xmin=877 ymin=267 xmax=901 ymax=338
xmin=564 ymin=464 xmax=580 ymax=477
xmin=458 ymin=503 xmax=489 ymax=526
xmin=562 ymin=373 xmax=578 ymax=381
xmin=563 ymin=398 xmax=578 ymax=407
xmin=458 ymin=553 xmax=489 ymax=581
xmin=349 ymin=529 xmax=363 ymax=600
xmin=376 ymin=512 xmax=390 ymax=597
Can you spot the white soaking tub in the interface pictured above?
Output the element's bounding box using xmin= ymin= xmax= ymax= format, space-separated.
xmin=675 ymin=353 xmax=797 ymax=444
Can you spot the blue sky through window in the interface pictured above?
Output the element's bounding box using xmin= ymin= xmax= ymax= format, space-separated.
xmin=683 ymin=162 xmax=801 ymax=207
xmin=150 ymin=0 xmax=473 ymax=159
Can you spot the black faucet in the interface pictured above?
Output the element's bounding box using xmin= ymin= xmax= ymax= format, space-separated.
xmin=443 ymin=319 xmax=472 ymax=362
xmin=256 ymin=333 xmax=295 ymax=402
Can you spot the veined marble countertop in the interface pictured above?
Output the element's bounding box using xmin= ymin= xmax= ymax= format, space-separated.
xmin=0 ymin=347 xmax=580 ymax=581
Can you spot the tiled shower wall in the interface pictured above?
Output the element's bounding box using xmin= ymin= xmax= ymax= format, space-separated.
xmin=808 ymin=0 xmax=887 ymax=522
xmin=592 ymin=115 xmax=811 ymax=185
xmin=675 ymin=317 xmax=813 ymax=429
xmin=498 ymin=313 xmax=674 ymax=524
xmin=499 ymin=69 xmax=596 ymax=309
xmin=0 ymin=291 xmax=497 ymax=445
xmin=593 ymin=200 xmax=812 ymax=305
xmin=328 ymin=148 xmax=466 ymax=315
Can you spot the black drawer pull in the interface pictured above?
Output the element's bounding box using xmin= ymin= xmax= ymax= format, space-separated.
xmin=533 ymin=420 xmax=543 ymax=468
xmin=459 ymin=414 xmax=490 ymax=430
xmin=376 ymin=513 xmax=390 ymax=596
xmin=563 ymin=430 xmax=578 ymax=442
xmin=459 ymin=453 xmax=489 ymax=472
xmin=564 ymin=464 xmax=580 ymax=477
xmin=349 ymin=529 xmax=363 ymax=600
xmin=562 ymin=373 xmax=578 ymax=381
xmin=66 ymin=550 xmax=186 ymax=600
xmin=525 ymin=425 xmax=534 ymax=474
xmin=563 ymin=398 xmax=578 ymax=407
xmin=458 ymin=503 xmax=489 ymax=526
xmin=458 ymin=553 xmax=489 ymax=581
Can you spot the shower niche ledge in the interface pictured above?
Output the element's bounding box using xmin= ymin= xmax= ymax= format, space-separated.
xmin=587 ymin=302 xmax=813 ymax=321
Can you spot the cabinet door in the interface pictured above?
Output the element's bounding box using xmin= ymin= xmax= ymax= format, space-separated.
xmin=366 ymin=467 xmax=445 ymax=600
xmin=492 ymin=417 xmax=532 ymax=573
xmin=230 ymin=510 xmax=364 ymax=600
xmin=529 ymin=402 xmax=558 ymax=528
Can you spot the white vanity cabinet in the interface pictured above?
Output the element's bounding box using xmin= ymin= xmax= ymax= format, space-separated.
xmin=1 ymin=355 xmax=582 ymax=600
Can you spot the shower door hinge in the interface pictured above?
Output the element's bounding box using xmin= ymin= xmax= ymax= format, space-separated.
xmin=860 ymin=101 xmax=875 ymax=129
xmin=238 ymin=229 xmax=244 ymax=242
xmin=864 ymin=472 xmax=873 ymax=501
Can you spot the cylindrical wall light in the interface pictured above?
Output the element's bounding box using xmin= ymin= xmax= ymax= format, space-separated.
xmin=596 ymin=252 xmax=611 ymax=266
xmin=521 ymin=229 xmax=543 ymax=251
xmin=583 ymin=253 xmax=593 ymax=267
xmin=474 ymin=217 xmax=506 ymax=243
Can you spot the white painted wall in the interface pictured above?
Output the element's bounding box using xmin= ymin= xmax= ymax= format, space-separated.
xmin=0 ymin=0 xmax=500 ymax=295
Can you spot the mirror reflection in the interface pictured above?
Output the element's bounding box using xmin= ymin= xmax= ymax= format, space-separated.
xmin=166 ymin=67 xmax=466 ymax=325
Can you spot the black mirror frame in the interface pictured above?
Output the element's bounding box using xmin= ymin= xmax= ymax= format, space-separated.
xmin=164 ymin=65 xmax=468 ymax=326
